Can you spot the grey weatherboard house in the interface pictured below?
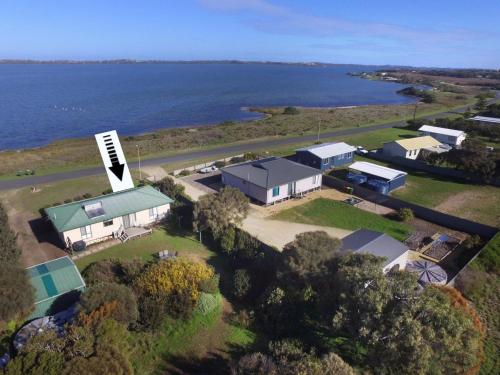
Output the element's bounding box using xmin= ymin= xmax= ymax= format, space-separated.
xmin=295 ymin=142 xmax=356 ymax=171
xmin=340 ymin=229 xmax=410 ymax=272
xmin=221 ymin=157 xmax=322 ymax=205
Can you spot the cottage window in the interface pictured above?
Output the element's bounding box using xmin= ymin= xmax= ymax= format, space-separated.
xmin=80 ymin=225 xmax=92 ymax=240
xmin=149 ymin=207 xmax=158 ymax=219
xmin=323 ymin=157 xmax=330 ymax=165
xmin=103 ymin=220 xmax=113 ymax=227
xmin=272 ymin=186 xmax=280 ymax=197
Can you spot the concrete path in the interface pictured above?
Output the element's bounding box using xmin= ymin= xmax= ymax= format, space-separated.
xmin=242 ymin=215 xmax=351 ymax=250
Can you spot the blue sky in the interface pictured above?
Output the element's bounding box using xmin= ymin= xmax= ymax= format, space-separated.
xmin=1 ymin=0 xmax=499 ymax=68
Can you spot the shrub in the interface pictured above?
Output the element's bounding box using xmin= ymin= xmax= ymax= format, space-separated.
xmin=64 ymin=199 xmax=73 ymax=204
xmin=243 ymin=152 xmax=259 ymax=161
xmin=73 ymin=196 xmax=83 ymax=202
xmin=463 ymin=234 xmax=483 ymax=250
xmin=199 ymin=274 xmax=220 ymax=294
xmin=220 ymin=225 xmax=236 ymax=254
xmin=79 ymin=282 xmax=139 ymax=325
xmin=230 ymin=156 xmax=246 ymax=164
xmin=168 ymin=290 xmax=197 ymax=319
xmin=178 ymin=169 xmax=191 ymax=176
xmin=231 ymin=309 xmax=254 ymax=328
xmin=134 ymin=259 xmax=214 ymax=303
xmin=196 ymin=292 xmax=220 ymax=315
xmin=82 ymin=260 xmax=122 ymax=286
xmin=214 ymin=160 xmax=226 ymax=168
xmin=397 ymin=207 xmax=414 ymax=222
xmin=82 ymin=193 xmax=92 ymax=199
xmin=138 ymin=295 xmax=168 ymax=330
xmin=233 ymin=269 xmax=251 ymax=299
xmin=102 ymin=188 xmax=113 ymax=195
xmin=283 ymin=106 xmax=299 ymax=115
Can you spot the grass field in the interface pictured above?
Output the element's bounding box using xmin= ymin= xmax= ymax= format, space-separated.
xmin=271 ymin=198 xmax=411 ymax=241
xmin=0 ymin=90 xmax=474 ymax=178
xmin=352 ymin=156 xmax=500 ymax=227
xmin=75 ymin=228 xmax=211 ymax=271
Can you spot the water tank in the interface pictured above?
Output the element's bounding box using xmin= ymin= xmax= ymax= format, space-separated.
xmin=366 ymin=179 xmax=389 ymax=195
xmin=347 ymin=173 xmax=367 ymax=185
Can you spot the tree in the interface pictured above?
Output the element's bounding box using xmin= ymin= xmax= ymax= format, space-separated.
xmin=280 ymin=231 xmax=341 ymax=281
xmin=154 ymin=177 xmax=185 ymax=207
xmin=474 ymin=96 xmax=487 ymax=111
xmin=82 ymin=260 xmax=122 ymax=286
xmin=79 ymin=282 xmax=139 ymax=325
xmin=220 ymin=225 xmax=236 ymax=254
xmin=446 ymin=138 xmax=496 ymax=182
xmin=327 ymin=253 xmax=484 ymax=375
xmin=233 ymin=269 xmax=252 ymax=299
xmin=193 ymin=187 xmax=249 ymax=239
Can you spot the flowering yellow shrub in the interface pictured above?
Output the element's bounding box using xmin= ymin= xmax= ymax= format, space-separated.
xmin=135 ymin=259 xmax=214 ymax=302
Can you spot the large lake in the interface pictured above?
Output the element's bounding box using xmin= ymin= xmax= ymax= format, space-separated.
xmin=0 ymin=63 xmax=414 ymax=150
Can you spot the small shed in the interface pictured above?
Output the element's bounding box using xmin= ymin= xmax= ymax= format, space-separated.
xmin=295 ymin=142 xmax=356 ymax=171
xmin=348 ymin=161 xmax=407 ymax=193
xmin=468 ymin=116 xmax=500 ymax=126
xmin=406 ymin=260 xmax=448 ymax=286
xmin=27 ymin=256 xmax=86 ymax=319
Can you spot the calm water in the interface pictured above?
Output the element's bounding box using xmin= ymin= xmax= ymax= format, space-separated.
xmin=0 ymin=64 xmax=414 ymax=150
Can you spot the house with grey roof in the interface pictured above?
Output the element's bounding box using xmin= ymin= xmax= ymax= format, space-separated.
xmin=220 ymin=157 xmax=322 ymax=205
xmin=45 ymin=185 xmax=173 ymax=248
xmin=295 ymin=142 xmax=356 ymax=171
xmin=340 ymin=229 xmax=410 ymax=272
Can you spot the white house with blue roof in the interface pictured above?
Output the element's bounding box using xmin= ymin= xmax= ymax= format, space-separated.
xmin=295 ymin=142 xmax=356 ymax=171
xmin=45 ymin=185 xmax=173 ymax=247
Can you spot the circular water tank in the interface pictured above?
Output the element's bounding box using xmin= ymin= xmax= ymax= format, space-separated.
xmin=406 ymin=260 xmax=448 ymax=286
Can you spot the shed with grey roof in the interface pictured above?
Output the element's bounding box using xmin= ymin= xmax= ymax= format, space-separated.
xmin=340 ymin=229 xmax=410 ymax=272
xmin=295 ymin=142 xmax=356 ymax=171
xmin=221 ymin=157 xmax=322 ymax=205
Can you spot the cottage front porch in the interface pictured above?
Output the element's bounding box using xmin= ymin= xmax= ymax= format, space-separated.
xmin=122 ymin=226 xmax=153 ymax=242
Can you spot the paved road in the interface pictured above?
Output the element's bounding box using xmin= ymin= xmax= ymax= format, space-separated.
xmin=0 ymin=103 xmax=478 ymax=191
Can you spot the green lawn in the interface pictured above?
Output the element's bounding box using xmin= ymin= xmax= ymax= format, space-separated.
xmin=75 ymin=228 xmax=213 ymax=271
xmin=271 ymin=198 xmax=411 ymax=241
xmin=352 ymin=156 xmax=500 ymax=227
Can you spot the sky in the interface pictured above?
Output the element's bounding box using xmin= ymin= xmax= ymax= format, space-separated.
xmin=0 ymin=0 xmax=499 ymax=68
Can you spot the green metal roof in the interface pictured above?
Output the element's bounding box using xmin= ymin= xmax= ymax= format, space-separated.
xmin=45 ymin=185 xmax=173 ymax=232
xmin=27 ymin=256 xmax=86 ymax=319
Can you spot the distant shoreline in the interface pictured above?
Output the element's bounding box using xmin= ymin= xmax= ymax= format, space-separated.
xmin=0 ymin=59 xmax=408 ymax=68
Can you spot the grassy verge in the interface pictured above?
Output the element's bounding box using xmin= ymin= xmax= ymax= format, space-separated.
xmin=353 ymin=156 xmax=500 ymax=227
xmin=271 ymin=198 xmax=410 ymax=241
xmin=0 ymin=91 xmax=474 ymax=179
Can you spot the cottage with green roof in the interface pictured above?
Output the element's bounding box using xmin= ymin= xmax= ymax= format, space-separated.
xmin=45 ymin=185 xmax=173 ymax=247
xmin=27 ymin=256 xmax=86 ymax=319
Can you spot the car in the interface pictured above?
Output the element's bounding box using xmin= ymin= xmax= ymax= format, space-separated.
xmin=16 ymin=169 xmax=35 ymax=177
xmin=355 ymin=146 xmax=368 ymax=155
xmin=199 ymin=165 xmax=218 ymax=174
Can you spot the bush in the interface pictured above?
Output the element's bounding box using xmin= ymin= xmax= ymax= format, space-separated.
xmin=79 ymin=282 xmax=139 ymax=325
xmin=231 ymin=309 xmax=254 ymax=328
xmin=283 ymin=106 xmax=299 ymax=115
xmin=214 ymin=160 xmax=226 ymax=168
xmin=196 ymin=292 xmax=220 ymax=315
xmin=102 ymin=188 xmax=113 ymax=195
xmin=230 ymin=156 xmax=246 ymax=164
xmin=233 ymin=269 xmax=251 ymax=299
xmin=138 ymin=295 xmax=168 ymax=330
xmin=243 ymin=152 xmax=260 ymax=161
xmin=199 ymin=274 xmax=220 ymax=294
xmin=397 ymin=207 xmax=414 ymax=222
xmin=64 ymin=199 xmax=72 ymax=204
xmin=82 ymin=260 xmax=122 ymax=286
xmin=220 ymin=226 xmax=236 ymax=254
xmin=73 ymin=196 xmax=83 ymax=202
xmin=463 ymin=234 xmax=483 ymax=250
xmin=82 ymin=193 xmax=92 ymax=199
xmin=178 ymin=169 xmax=191 ymax=176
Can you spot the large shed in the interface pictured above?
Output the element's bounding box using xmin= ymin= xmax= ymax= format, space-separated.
xmin=348 ymin=161 xmax=407 ymax=193
xmin=27 ymin=256 xmax=86 ymax=319
xmin=340 ymin=229 xmax=410 ymax=273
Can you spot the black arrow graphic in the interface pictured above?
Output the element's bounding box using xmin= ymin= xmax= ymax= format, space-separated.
xmin=103 ymin=135 xmax=125 ymax=180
